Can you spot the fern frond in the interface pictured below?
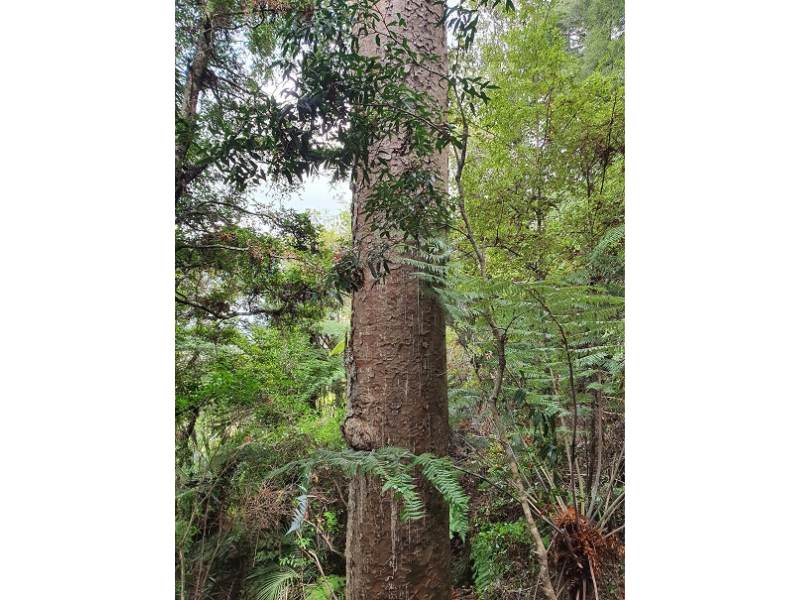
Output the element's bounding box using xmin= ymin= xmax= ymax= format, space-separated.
xmin=246 ymin=566 xmax=301 ymax=600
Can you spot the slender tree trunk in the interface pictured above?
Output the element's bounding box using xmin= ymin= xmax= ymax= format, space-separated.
xmin=485 ymin=333 xmax=559 ymax=600
xmin=343 ymin=1 xmax=450 ymax=598
xmin=176 ymin=10 xmax=213 ymax=200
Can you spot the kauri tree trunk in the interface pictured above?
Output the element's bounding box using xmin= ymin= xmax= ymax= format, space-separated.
xmin=343 ymin=0 xmax=450 ymax=598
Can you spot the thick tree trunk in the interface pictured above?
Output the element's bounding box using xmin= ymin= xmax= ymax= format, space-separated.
xmin=343 ymin=1 xmax=450 ymax=598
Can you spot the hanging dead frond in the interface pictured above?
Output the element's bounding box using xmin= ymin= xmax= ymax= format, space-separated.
xmin=551 ymin=507 xmax=624 ymax=599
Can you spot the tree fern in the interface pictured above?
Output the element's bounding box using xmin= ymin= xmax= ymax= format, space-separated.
xmin=246 ymin=566 xmax=302 ymax=600
xmin=268 ymin=447 xmax=470 ymax=536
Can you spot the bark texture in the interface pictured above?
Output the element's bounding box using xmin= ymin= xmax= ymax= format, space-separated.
xmin=344 ymin=0 xmax=450 ymax=598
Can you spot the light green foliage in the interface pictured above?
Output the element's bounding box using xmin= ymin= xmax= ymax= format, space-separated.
xmin=456 ymin=0 xmax=624 ymax=283
xmin=176 ymin=323 xmax=344 ymax=436
xmin=247 ymin=566 xmax=302 ymax=600
xmin=470 ymin=520 xmax=530 ymax=595
xmin=442 ymin=0 xmax=624 ymax=469
xmin=560 ymin=0 xmax=625 ymax=74
xmin=304 ymin=576 xmax=345 ymax=600
xmin=175 ymin=312 xmax=349 ymax=600
xmin=437 ymin=260 xmax=624 ymax=423
xmin=247 ymin=567 xmax=344 ymax=600
xmin=296 ymin=406 xmax=346 ymax=448
xmin=441 ymin=2 xmax=624 ymax=594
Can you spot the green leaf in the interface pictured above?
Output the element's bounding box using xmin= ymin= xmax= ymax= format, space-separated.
xmin=329 ymin=338 xmax=346 ymax=357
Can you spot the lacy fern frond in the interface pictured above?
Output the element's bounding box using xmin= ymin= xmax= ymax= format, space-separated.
xmin=268 ymin=447 xmax=470 ymax=534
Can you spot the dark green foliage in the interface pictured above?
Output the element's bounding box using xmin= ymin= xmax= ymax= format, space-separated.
xmin=364 ymin=168 xmax=451 ymax=242
xmin=470 ymin=520 xmax=530 ymax=595
xmin=175 ymin=314 xmax=349 ymax=599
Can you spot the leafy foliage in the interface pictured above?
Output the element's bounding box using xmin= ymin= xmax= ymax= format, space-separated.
xmin=470 ymin=520 xmax=530 ymax=595
xmin=269 ymin=448 xmax=470 ymax=529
